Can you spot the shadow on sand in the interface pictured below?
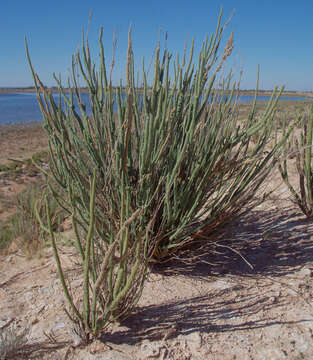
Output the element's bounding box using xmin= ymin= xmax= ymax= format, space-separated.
xmin=152 ymin=207 xmax=313 ymax=278
xmin=100 ymin=207 xmax=313 ymax=344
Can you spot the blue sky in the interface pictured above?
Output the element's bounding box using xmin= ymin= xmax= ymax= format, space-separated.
xmin=0 ymin=0 xmax=312 ymax=91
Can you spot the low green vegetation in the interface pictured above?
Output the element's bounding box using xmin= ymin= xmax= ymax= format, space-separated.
xmin=10 ymin=182 xmax=66 ymax=258
xmin=0 ymin=163 xmax=20 ymax=172
xmin=0 ymin=179 xmax=65 ymax=257
xmin=0 ymin=150 xmax=49 ymax=173
xmin=279 ymin=105 xmax=313 ymax=217
xmin=0 ymin=225 xmax=13 ymax=252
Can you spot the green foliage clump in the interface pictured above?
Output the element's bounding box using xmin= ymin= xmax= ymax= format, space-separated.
xmin=279 ymin=105 xmax=313 ymax=217
xmin=10 ymin=182 xmax=65 ymax=257
xmin=26 ymin=10 xmax=293 ymax=338
xmin=0 ymin=163 xmax=19 ymax=173
xmin=0 ymin=226 xmax=13 ymax=252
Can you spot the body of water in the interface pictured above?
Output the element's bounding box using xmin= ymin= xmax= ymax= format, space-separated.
xmin=0 ymin=92 xmax=311 ymax=126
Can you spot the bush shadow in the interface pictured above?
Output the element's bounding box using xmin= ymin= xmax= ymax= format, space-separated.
xmin=100 ymin=206 xmax=313 ymax=345
xmin=101 ymin=283 xmax=311 ymax=345
xmin=151 ymin=207 xmax=313 ymax=278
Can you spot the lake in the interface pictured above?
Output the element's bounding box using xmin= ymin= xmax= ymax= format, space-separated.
xmin=0 ymin=92 xmax=311 ymax=126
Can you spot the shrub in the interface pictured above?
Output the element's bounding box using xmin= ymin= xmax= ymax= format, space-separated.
xmin=26 ymin=10 xmax=294 ymax=338
xmin=279 ymin=105 xmax=313 ymax=217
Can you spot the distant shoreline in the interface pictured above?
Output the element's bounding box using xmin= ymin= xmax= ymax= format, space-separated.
xmin=0 ymin=87 xmax=312 ymax=99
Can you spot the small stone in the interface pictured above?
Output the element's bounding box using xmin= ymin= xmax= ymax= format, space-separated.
xmin=53 ymin=322 xmax=66 ymax=330
xmin=269 ymin=295 xmax=278 ymax=304
xmin=88 ymin=339 xmax=107 ymax=354
xmin=70 ymin=330 xmax=84 ymax=347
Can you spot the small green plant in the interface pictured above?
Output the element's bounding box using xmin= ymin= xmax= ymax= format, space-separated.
xmin=29 ymin=150 xmax=49 ymax=164
xmin=26 ymin=9 xmax=294 ymax=338
xmin=10 ymin=182 xmax=65 ymax=257
xmin=0 ymin=225 xmax=13 ymax=252
xmin=0 ymin=163 xmax=19 ymax=173
xmin=279 ymin=105 xmax=313 ymax=218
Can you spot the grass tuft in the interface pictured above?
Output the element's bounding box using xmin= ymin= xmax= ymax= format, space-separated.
xmin=9 ymin=182 xmax=66 ymax=258
xmin=0 ymin=325 xmax=29 ymax=360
